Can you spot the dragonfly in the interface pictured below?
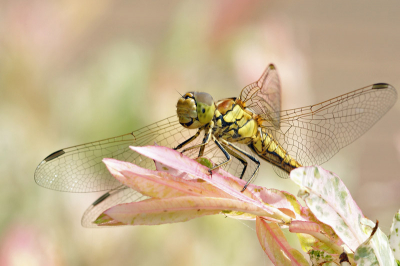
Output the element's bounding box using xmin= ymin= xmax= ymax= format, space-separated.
xmin=34 ymin=64 xmax=397 ymax=227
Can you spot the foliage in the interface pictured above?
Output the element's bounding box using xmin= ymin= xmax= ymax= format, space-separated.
xmin=95 ymin=145 xmax=399 ymax=265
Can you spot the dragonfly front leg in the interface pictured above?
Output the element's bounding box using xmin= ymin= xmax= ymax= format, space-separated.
xmin=174 ymin=129 xmax=202 ymax=150
xmin=198 ymin=123 xmax=215 ymax=157
xmin=180 ymin=121 xmax=214 ymax=154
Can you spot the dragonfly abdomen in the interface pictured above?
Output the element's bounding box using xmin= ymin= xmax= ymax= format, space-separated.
xmin=251 ymin=130 xmax=302 ymax=174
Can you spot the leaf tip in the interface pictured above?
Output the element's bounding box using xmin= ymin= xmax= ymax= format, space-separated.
xmin=94 ymin=213 xmax=113 ymax=225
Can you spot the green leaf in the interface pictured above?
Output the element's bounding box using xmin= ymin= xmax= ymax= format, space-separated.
xmin=354 ymin=219 xmax=397 ymax=266
xmin=291 ymin=166 xmax=367 ymax=251
xmin=389 ymin=210 xmax=400 ymax=261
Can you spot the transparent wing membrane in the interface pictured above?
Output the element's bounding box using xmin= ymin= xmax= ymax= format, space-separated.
xmin=263 ymin=83 xmax=397 ymax=167
xmin=35 ymin=116 xmax=258 ymax=193
xmin=35 ymin=116 xmax=259 ymax=226
xmin=240 ymin=64 xmax=281 ymax=128
xmin=35 ymin=116 xmax=183 ymax=192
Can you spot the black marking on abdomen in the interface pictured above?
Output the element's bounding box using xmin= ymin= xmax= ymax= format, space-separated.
xmin=250 ymin=143 xmax=296 ymax=173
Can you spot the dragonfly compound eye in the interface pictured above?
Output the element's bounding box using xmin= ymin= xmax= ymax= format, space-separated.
xmin=194 ymin=92 xmax=216 ymax=124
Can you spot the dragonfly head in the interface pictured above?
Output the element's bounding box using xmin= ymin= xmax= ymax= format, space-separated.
xmin=176 ymin=92 xmax=216 ymax=129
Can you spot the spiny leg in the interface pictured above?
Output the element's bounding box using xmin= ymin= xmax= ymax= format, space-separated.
xmin=198 ymin=144 xmax=206 ymax=158
xmin=181 ymin=121 xmax=213 ymax=153
xmin=222 ymin=144 xmax=248 ymax=181
xmin=174 ymin=129 xmax=202 ymax=150
xmin=221 ymin=140 xmax=260 ymax=192
xmin=208 ymin=137 xmax=231 ymax=175
xmin=198 ymin=132 xmax=209 ymax=157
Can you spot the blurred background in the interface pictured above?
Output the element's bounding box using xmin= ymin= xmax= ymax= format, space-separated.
xmin=1 ymin=0 xmax=400 ymax=265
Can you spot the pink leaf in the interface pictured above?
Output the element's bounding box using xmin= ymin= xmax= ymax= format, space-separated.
xmin=258 ymin=188 xmax=303 ymax=220
xmin=256 ymin=217 xmax=309 ymax=266
xmin=289 ymin=220 xmax=343 ymax=254
xmin=130 ymin=146 xmax=210 ymax=179
xmin=130 ymin=146 xmax=292 ymax=223
xmin=103 ymin=158 xmax=233 ymax=199
xmin=95 ymin=196 xmax=272 ymax=226
xmin=300 ymin=207 xmax=343 ymax=248
xmin=154 ymin=159 xmax=191 ymax=180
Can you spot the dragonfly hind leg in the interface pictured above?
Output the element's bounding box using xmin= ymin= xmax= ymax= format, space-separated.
xmin=220 ymin=140 xmax=260 ymax=192
xmin=222 ymin=145 xmax=248 ymax=180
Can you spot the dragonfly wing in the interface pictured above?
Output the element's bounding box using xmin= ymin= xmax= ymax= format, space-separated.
xmin=35 ymin=114 xmax=259 ymax=192
xmin=272 ymin=165 xmax=290 ymax=179
xmin=239 ymin=64 xmax=281 ymax=128
xmin=266 ymin=83 xmax=397 ymax=167
xmin=34 ymin=115 xmax=199 ymax=192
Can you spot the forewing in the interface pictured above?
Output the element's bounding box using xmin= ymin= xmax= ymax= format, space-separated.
xmin=35 ymin=115 xmax=259 ymax=193
xmin=239 ymin=64 xmax=281 ymax=128
xmin=264 ymin=83 xmax=397 ymax=168
xmin=34 ymin=116 xmax=198 ymax=192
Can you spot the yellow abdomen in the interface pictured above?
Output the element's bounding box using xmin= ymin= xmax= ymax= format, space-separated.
xmin=252 ymin=129 xmax=302 ymax=174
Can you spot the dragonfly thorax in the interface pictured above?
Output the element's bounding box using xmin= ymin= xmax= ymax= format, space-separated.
xmin=176 ymin=92 xmax=216 ymax=129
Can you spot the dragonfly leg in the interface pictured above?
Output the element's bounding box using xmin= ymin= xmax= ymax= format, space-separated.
xmin=181 ymin=122 xmax=213 ymax=153
xmin=221 ymin=140 xmax=260 ymax=192
xmin=198 ymin=132 xmax=209 ymax=157
xmin=174 ymin=129 xmax=202 ymax=150
xmin=208 ymin=137 xmax=231 ymax=175
xmin=221 ymin=145 xmax=248 ymax=180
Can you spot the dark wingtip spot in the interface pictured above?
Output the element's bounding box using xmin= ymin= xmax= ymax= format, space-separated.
xmin=92 ymin=192 xmax=111 ymax=206
xmin=372 ymin=83 xmax=389 ymax=89
xmin=44 ymin=149 xmax=65 ymax=162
